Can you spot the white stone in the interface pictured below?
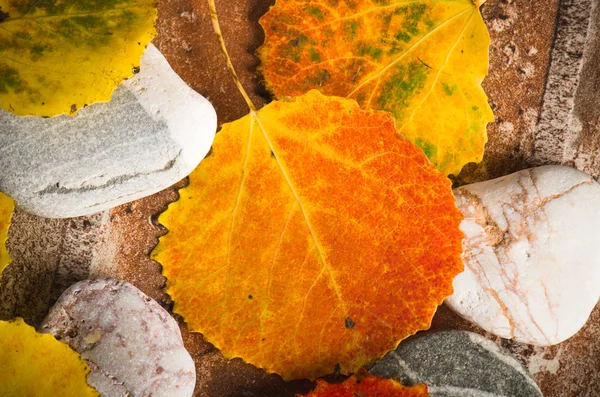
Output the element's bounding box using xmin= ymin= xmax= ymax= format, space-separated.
xmin=41 ymin=279 xmax=196 ymax=397
xmin=447 ymin=165 xmax=600 ymax=346
xmin=0 ymin=43 xmax=216 ymax=218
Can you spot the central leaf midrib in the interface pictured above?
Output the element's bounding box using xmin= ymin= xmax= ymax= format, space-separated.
xmin=253 ymin=113 xmax=349 ymax=317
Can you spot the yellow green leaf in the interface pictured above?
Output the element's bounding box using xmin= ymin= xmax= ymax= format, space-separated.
xmin=0 ymin=192 xmax=14 ymax=275
xmin=152 ymin=90 xmax=464 ymax=380
xmin=259 ymin=0 xmax=494 ymax=176
xmin=0 ymin=0 xmax=157 ymax=117
xmin=0 ymin=317 xmax=99 ymax=396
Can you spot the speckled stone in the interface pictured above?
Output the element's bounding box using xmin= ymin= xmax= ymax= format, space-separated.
xmin=370 ymin=330 xmax=542 ymax=397
xmin=0 ymin=43 xmax=216 ymax=218
xmin=448 ymin=165 xmax=600 ymax=345
xmin=41 ymin=279 xmax=195 ymax=397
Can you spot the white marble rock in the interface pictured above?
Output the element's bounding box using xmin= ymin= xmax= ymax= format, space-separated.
xmin=0 ymin=43 xmax=216 ymax=218
xmin=447 ymin=165 xmax=600 ymax=345
xmin=41 ymin=279 xmax=196 ymax=397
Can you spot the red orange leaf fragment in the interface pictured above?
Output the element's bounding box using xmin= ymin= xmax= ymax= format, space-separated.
xmin=301 ymin=371 xmax=428 ymax=397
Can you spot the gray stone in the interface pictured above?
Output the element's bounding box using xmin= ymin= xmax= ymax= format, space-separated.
xmin=370 ymin=331 xmax=542 ymax=397
xmin=0 ymin=43 xmax=216 ymax=218
xmin=532 ymin=0 xmax=600 ymax=172
xmin=41 ymin=279 xmax=196 ymax=397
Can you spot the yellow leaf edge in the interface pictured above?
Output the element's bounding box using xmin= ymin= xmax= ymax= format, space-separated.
xmin=0 ymin=317 xmax=99 ymax=396
xmin=0 ymin=192 xmax=14 ymax=276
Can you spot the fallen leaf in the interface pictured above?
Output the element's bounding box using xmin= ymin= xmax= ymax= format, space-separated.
xmin=0 ymin=317 xmax=98 ymax=396
xmin=300 ymin=372 xmax=428 ymax=397
xmin=259 ymin=0 xmax=494 ymax=176
xmin=0 ymin=192 xmax=13 ymax=275
xmin=152 ymin=90 xmax=464 ymax=380
xmin=0 ymin=0 xmax=157 ymax=117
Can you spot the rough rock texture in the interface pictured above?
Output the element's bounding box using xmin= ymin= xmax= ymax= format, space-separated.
xmin=448 ymin=166 xmax=600 ymax=345
xmin=41 ymin=279 xmax=196 ymax=397
xmin=154 ymin=0 xmax=270 ymax=126
xmin=0 ymin=43 xmax=216 ymax=218
xmin=532 ymin=0 xmax=600 ymax=175
xmin=370 ymin=330 xmax=542 ymax=397
xmin=454 ymin=0 xmax=559 ymax=185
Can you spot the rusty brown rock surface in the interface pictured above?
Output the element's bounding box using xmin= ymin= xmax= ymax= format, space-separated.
xmin=3 ymin=0 xmax=600 ymax=396
xmin=454 ymin=0 xmax=559 ymax=185
xmin=154 ymin=0 xmax=272 ymax=126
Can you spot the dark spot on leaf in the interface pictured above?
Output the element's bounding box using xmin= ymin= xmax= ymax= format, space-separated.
xmin=333 ymin=363 xmax=341 ymax=376
xmin=70 ymin=104 xmax=77 ymax=113
xmin=132 ymin=66 xmax=140 ymax=74
xmin=345 ymin=317 xmax=356 ymax=329
xmin=270 ymin=151 xmax=276 ymax=158
xmin=417 ymin=57 xmax=432 ymax=69
xmin=248 ymin=295 xmax=253 ymax=299
xmin=0 ymin=8 xmax=8 ymax=23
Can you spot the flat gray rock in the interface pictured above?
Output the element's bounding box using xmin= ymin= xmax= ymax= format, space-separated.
xmin=532 ymin=0 xmax=600 ymax=172
xmin=41 ymin=279 xmax=196 ymax=397
xmin=0 ymin=43 xmax=216 ymax=218
xmin=370 ymin=331 xmax=542 ymax=397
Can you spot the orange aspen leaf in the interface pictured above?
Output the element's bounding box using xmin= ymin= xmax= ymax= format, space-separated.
xmin=152 ymin=91 xmax=464 ymax=380
xmin=300 ymin=372 xmax=428 ymax=397
xmin=0 ymin=0 xmax=157 ymax=117
xmin=0 ymin=318 xmax=98 ymax=396
xmin=152 ymin=0 xmax=463 ymax=381
xmin=259 ymin=0 xmax=494 ymax=176
xmin=0 ymin=192 xmax=14 ymax=276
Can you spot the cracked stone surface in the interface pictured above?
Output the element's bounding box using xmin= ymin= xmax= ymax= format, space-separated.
xmin=41 ymin=279 xmax=196 ymax=397
xmin=447 ymin=165 xmax=600 ymax=345
xmin=0 ymin=43 xmax=216 ymax=218
xmin=370 ymin=330 xmax=542 ymax=397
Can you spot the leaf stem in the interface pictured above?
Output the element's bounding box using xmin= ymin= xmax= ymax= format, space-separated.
xmin=207 ymin=0 xmax=257 ymax=112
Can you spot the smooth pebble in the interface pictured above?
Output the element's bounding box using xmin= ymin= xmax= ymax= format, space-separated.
xmin=0 ymin=43 xmax=216 ymax=218
xmin=41 ymin=279 xmax=196 ymax=397
xmin=447 ymin=165 xmax=600 ymax=345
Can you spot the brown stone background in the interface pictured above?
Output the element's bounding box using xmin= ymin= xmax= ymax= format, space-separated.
xmin=1 ymin=0 xmax=600 ymax=395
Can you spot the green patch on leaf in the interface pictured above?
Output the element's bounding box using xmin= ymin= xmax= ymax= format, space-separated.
xmin=307 ymin=6 xmax=325 ymax=20
xmin=376 ymin=61 xmax=429 ymax=120
xmin=442 ymin=83 xmax=458 ymax=96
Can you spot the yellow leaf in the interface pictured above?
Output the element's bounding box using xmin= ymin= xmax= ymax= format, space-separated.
xmin=0 ymin=317 xmax=99 ymax=396
xmin=0 ymin=192 xmax=14 ymax=275
xmin=0 ymin=0 xmax=157 ymax=117
xmin=152 ymin=90 xmax=464 ymax=380
xmin=259 ymin=0 xmax=494 ymax=176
